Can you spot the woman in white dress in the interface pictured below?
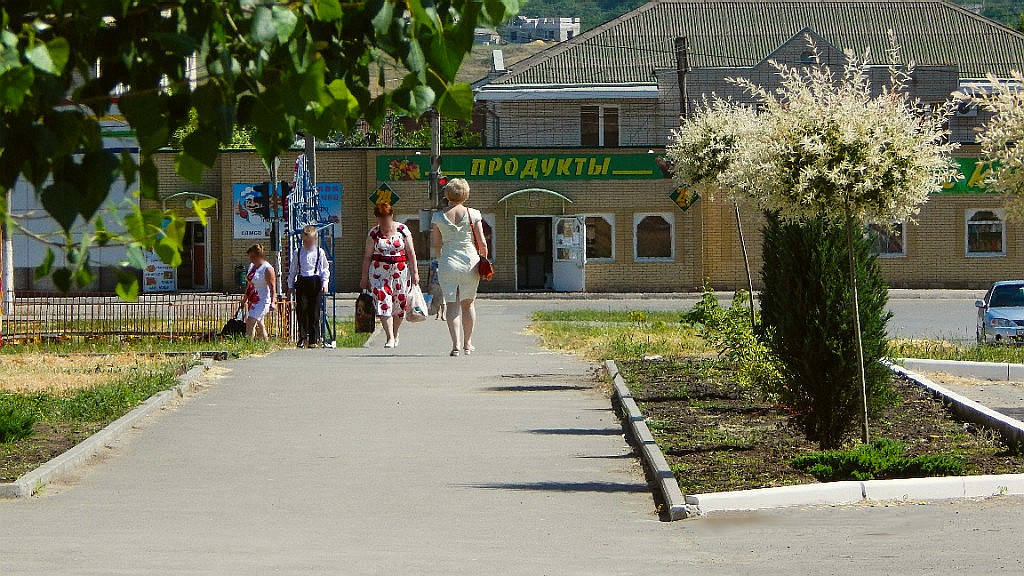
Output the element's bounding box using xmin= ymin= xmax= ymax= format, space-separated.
xmin=431 ymin=178 xmax=487 ymax=356
xmin=241 ymin=243 xmax=277 ymax=340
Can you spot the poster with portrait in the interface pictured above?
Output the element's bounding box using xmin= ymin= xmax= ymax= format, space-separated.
xmin=234 ymin=182 xmax=342 ymax=239
xmin=232 ymin=183 xmax=272 ymax=239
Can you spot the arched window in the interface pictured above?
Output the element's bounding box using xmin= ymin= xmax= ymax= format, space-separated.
xmin=868 ymin=221 xmax=907 ymax=257
xmin=585 ymin=215 xmax=614 ymax=261
xmin=634 ymin=213 xmax=674 ymax=261
xmin=966 ymin=209 xmax=1005 ymax=256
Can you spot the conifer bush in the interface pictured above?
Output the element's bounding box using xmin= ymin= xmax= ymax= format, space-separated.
xmin=760 ymin=215 xmax=895 ymax=449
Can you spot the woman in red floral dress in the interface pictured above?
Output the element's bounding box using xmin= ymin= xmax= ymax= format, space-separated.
xmin=360 ymin=202 xmax=420 ymax=348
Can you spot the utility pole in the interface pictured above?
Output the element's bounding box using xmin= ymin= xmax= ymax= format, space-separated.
xmin=675 ymin=36 xmax=690 ymax=119
xmin=2 ymin=188 xmax=13 ymax=325
xmin=267 ymin=156 xmax=283 ymax=297
xmin=428 ymin=110 xmax=442 ymax=210
xmin=304 ymin=134 xmax=316 ymax=188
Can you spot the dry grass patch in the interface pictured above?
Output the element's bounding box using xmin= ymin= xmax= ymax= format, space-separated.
xmin=0 ymin=354 xmax=179 ymax=394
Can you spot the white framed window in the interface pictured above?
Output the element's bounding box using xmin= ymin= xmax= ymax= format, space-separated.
xmin=868 ymin=221 xmax=907 ymax=257
xmin=634 ymin=213 xmax=674 ymax=262
xmin=966 ymin=209 xmax=1006 ymax=257
xmin=584 ymin=214 xmax=615 ymax=261
xmin=580 ymin=106 xmax=620 ymax=147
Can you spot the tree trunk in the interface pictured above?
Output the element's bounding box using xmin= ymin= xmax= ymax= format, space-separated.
xmin=733 ymin=201 xmax=756 ymax=330
xmin=845 ymin=211 xmax=870 ymax=444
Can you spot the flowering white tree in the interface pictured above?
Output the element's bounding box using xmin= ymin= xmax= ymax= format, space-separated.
xmin=955 ymin=71 xmax=1024 ymax=218
xmin=669 ymin=42 xmax=958 ymax=443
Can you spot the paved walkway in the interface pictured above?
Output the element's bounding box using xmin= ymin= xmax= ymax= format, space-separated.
xmin=2 ymin=300 xmax=1024 ymax=574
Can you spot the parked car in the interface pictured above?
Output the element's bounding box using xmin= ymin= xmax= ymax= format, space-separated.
xmin=976 ymin=281 xmax=1024 ymax=344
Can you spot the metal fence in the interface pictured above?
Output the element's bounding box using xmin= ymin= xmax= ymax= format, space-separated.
xmin=1 ymin=292 xmax=297 ymax=341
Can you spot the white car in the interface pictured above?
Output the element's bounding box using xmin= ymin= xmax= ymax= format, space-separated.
xmin=976 ymin=281 xmax=1024 ymax=344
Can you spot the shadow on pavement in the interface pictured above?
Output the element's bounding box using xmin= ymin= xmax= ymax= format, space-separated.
xmin=484 ymin=385 xmax=592 ymax=392
xmin=526 ymin=428 xmax=624 ymax=436
xmin=462 ymin=481 xmax=648 ymax=494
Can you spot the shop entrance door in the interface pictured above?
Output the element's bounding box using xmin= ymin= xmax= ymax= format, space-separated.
xmin=552 ymin=216 xmax=586 ymax=292
xmin=515 ymin=217 xmax=552 ymax=290
xmin=178 ymin=220 xmax=209 ymax=291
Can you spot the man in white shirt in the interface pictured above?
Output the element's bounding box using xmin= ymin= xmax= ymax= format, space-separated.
xmin=288 ymin=225 xmax=331 ymax=348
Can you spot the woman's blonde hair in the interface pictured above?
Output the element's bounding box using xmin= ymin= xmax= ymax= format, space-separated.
xmin=443 ymin=178 xmax=470 ymax=204
xmin=246 ymin=243 xmax=265 ymax=256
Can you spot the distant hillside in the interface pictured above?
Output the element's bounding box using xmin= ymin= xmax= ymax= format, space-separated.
xmin=520 ymin=0 xmax=648 ymax=30
xmin=951 ymin=0 xmax=1024 ymax=28
xmin=522 ymin=0 xmax=1023 ymax=31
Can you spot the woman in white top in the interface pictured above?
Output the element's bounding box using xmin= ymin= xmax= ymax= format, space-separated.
xmin=431 ymin=178 xmax=487 ymax=356
xmin=241 ymin=243 xmax=277 ymax=340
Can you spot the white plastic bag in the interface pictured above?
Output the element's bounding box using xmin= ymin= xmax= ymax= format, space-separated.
xmin=406 ymin=285 xmax=428 ymax=323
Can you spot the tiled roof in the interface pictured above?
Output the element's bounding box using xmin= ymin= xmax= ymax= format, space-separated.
xmin=484 ymin=0 xmax=1024 ymax=85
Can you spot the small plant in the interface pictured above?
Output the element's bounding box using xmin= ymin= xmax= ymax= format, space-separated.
xmin=791 ymin=438 xmax=964 ymax=481
xmin=0 ymin=403 xmax=37 ymax=443
xmin=684 ymin=286 xmax=785 ymax=396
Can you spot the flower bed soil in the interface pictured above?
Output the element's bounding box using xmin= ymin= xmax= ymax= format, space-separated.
xmin=618 ymin=358 xmax=1024 ymax=495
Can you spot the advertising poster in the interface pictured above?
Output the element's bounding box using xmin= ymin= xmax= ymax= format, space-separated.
xmin=235 ymin=182 xmax=342 ymax=239
xmin=142 ymin=248 xmax=177 ymax=293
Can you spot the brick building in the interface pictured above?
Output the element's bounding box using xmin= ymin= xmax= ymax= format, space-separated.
xmin=11 ymin=0 xmax=1024 ymax=294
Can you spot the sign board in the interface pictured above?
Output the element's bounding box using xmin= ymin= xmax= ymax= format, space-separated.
xmin=670 ymin=186 xmax=701 ymax=212
xmin=937 ymin=158 xmax=992 ymax=195
xmin=142 ymin=248 xmax=177 ymax=293
xmin=369 ymin=182 xmax=401 ymax=205
xmin=377 ymin=153 xmax=672 ymax=182
xmin=235 ymin=182 xmax=342 ymax=239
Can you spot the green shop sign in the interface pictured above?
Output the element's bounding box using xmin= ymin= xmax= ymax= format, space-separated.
xmin=937 ymin=158 xmax=992 ymax=194
xmin=378 ymin=153 xmax=669 ymax=182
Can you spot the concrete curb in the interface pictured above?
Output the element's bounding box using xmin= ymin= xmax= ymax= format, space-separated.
xmin=901 ymin=357 xmax=1024 ymax=382
xmin=604 ymin=360 xmax=696 ymax=521
xmin=890 ymin=362 xmax=1024 ymax=451
xmin=606 ymin=359 xmax=1024 ymax=516
xmin=0 ymin=360 xmax=212 ymax=499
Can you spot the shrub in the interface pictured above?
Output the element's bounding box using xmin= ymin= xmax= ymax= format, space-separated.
xmin=685 ymin=286 xmax=784 ymax=395
xmin=791 ymin=439 xmax=965 ymax=481
xmin=0 ymin=402 xmax=37 ymax=443
xmin=761 ymin=215 xmax=895 ymax=449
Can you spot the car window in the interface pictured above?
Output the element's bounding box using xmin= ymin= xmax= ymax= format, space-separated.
xmin=989 ymin=285 xmax=1024 ymax=308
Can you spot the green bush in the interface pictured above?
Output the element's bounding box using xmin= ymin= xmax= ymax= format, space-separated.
xmin=760 ymin=215 xmax=895 ymax=449
xmin=791 ymin=439 xmax=965 ymax=481
xmin=0 ymin=402 xmax=37 ymax=443
xmin=684 ymin=286 xmax=784 ymax=394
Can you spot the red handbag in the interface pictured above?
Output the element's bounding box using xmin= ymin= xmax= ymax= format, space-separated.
xmin=470 ymin=211 xmax=494 ymax=281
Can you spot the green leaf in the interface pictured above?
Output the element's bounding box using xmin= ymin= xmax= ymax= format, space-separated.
xmin=435 ymin=82 xmax=474 ymax=118
xmin=125 ymin=245 xmax=147 ymax=269
xmin=252 ymin=7 xmax=277 ymax=43
xmin=192 ymin=198 xmax=218 ymax=227
xmin=35 ymin=249 xmax=55 ymax=281
xmin=45 ymin=38 xmax=70 ymax=74
xmin=371 ymin=1 xmax=396 ymax=36
xmin=271 ymin=5 xmax=299 ymax=44
xmin=483 ymin=0 xmax=520 ymax=26
xmin=313 ymin=0 xmax=343 ymax=21
xmin=52 ymin=268 xmax=72 ymax=292
xmin=0 ymin=66 xmax=35 ymax=109
xmin=405 ymin=39 xmax=427 ymax=83
xmin=25 ymin=42 xmax=57 ymax=74
xmin=79 ymin=151 xmax=120 ymax=221
xmin=174 ymin=152 xmax=206 ymax=183
xmin=115 ymin=269 xmax=140 ymax=302
xmin=40 ymin=181 xmax=78 ymax=231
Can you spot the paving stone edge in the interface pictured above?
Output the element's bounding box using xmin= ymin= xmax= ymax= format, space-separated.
xmin=604 ymin=360 xmax=696 ymax=521
xmin=607 ymin=359 xmax=1024 ymax=517
xmin=0 ymin=360 xmax=212 ymax=499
